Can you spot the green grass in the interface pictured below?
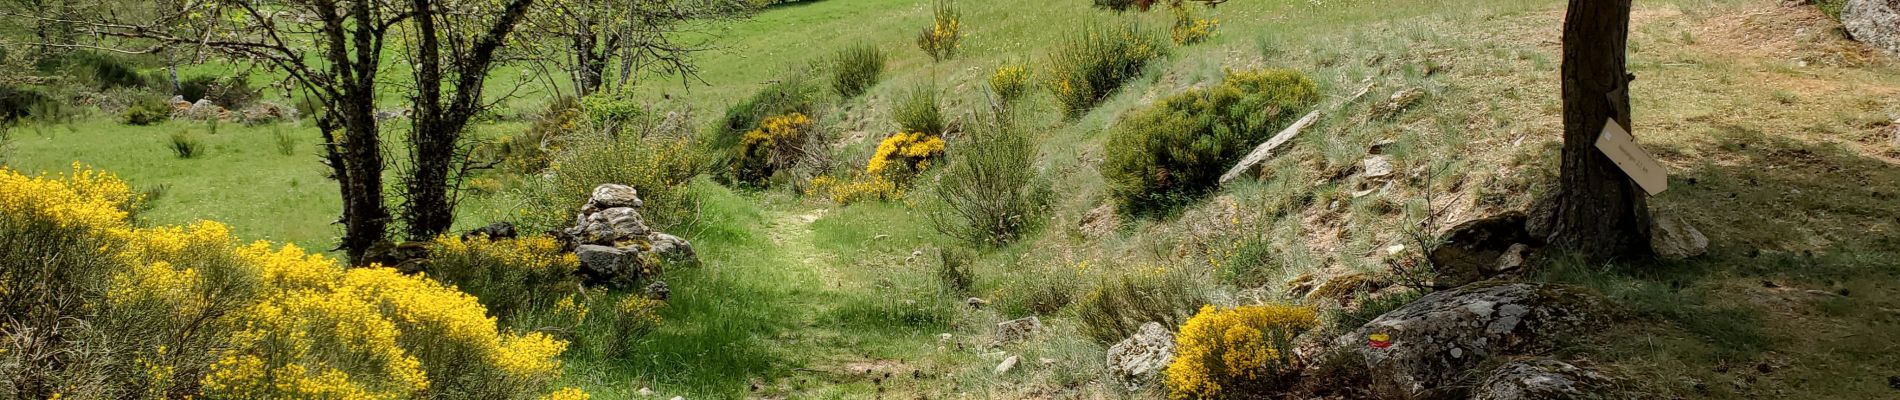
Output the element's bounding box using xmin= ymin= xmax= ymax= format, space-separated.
xmin=12 ymin=0 xmax=1900 ymax=398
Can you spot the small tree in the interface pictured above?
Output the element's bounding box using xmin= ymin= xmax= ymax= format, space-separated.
xmin=930 ymin=97 xmax=1050 ymax=247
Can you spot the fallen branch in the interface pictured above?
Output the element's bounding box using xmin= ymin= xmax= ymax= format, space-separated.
xmin=1218 ymin=81 xmax=1376 ymax=185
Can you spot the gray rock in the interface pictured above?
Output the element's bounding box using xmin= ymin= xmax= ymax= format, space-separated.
xmin=1105 ymin=322 xmax=1175 ymax=391
xmin=461 ymin=221 xmax=518 ymax=241
xmin=576 ymin=244 xmax=643 ymax=286
xmin=995 ymin=316 xmax=1043 ymax=344
xmin=588 ymin=183 xmax=646 ymax=210
xmin=648 ymin=232 xmax=695 ymax=262
xmin=1333 ymin=282 xmax=1613 ymax=399
xmin=1493 ymin=243 xmax=1531 ymax=274
xmin=1473 ymin=358 xmax=1624 ymax=400
xmin=994 ymin=355 xmax=1020 ymax=375
xmin=1843 ymin=0 xmax=1900 ymax=57
xmin=1650 ymin=210 xmax=1707 ymax=260
xmin=577 ymin=207 xmax=651 ymax=246
xmin=1363 ymin=155 xmax=1395 ymax=179
xmin=644 ymin=280 xmax=671 ymax=301
xmin=966 ymin=297 xmax=990 ymax=309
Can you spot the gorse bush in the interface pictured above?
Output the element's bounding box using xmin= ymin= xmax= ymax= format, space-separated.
xmin=893 ymin=87 xmax=946 ymax=136
xmin=989 ymin=63 xmax=1030 ymax=104
xmin=929 ymin=102 xmax=1049 ymax=247
xmin=805 ymin=173 xmax=903 ymax=205
xmin=916 ymin=0 xmax=964 ymax=62
xmin=1046 ymin=23 xmax=1167 ymax=117
xmin=1169 ymin=5 xmax=1219 ymax=45
xmin=830 ymin=44 xmax=886 ymax=98
xmin=426 ymin=235 xmax=581 ymax=322
xmin=1076 ymin=268 xmax=1204 ymax=344
xmin=494 ymin=97 xmax=582 ymax=173
xmin=734 ymin=112 xmax=817 ymax=185
xmin=866 ymin=131 xmax=946 ymax=182
xmin=0 ymin=166 xmax=582 ymax=399
xmin=1165 ymin=304 xmax=1319 ymax=399
xmin=714 ymin=75 xmax=822 ymax=179
xmin=1102 ymin=69 xmax=1318 ymax=217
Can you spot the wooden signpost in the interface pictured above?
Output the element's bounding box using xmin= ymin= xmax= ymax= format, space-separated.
xmin=1594 ymin=118 xmax=1668 ymax=195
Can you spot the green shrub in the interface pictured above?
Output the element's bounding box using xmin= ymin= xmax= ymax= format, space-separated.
xmin=271 ymin=126 xmax=297 ymax=156
xmin=0 ymin=84 xmax=49 ymax=125
xmin=513 ymin=122 xmax=702 ymax=234
xmin=893 ymin=87 xmax=945 ymax=136
xmin=1102 ymin=69 xmax=1318 ymax=217
xmin=1076 ymin=269 xmax=1205 ymax=344
xmin=1169 ymin=5 xmax=1219 ymax=45
xmin=120 ymin=95 xmax=172 ymax=126
xmin=494 ymin=96 xmax=581 ymax=173
xmin=1046 ymin=23 xmax=1167 ymax=117
xmin=936 ymin=247 xmax=975 ymax=295
xmin=168 ymin=131 xmax=202 ymax=159
xmin=830 ymin=44 xmax=886 ymax=98
xmin=734 ymin=112 xmax=818 ymax=185
xmin=930 ymin=102 xmax=1049 ymax=247
xmin=177 ymin=75 xmax=261 ymax=110
xmin=425 ymin=235 xmax=581 ymax=322
xmin=71 ymin=52 xmax=148 ymax=89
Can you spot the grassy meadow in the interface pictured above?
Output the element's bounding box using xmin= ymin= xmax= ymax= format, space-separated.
xmin=3 ymin=0 xmax=1898 ymax=398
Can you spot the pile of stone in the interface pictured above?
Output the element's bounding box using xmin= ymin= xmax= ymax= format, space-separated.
xmin=563 ymin=183 xmax=695 ymax=286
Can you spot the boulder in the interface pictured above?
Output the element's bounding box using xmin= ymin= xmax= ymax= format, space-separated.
xmin=575 ymin=207 xmax=651 ymax=246
xmin=995 ymin=316 xmax=1043 ymax=344
xmin=1105 ymin=322 xmax=1176 ymax=391
xmin=648 ymin=232 xmax=695 ymax=262
xmin=1473 ymin=358 xmax=1625 ymax=400
xmin=576 ymin=244 xmax=645 ymax=286
xmin=1843 ymin=0 xmax=1900 ymax=57
xmin=586 ymin=183 xmax=646 ymax=210
xmin=1333 ymin=282 xmax=1613 ymax=399
xmin=644 ymin=280 xmax=671 ymax=301
xmin=1649 ymin=210 xmax=1707 ymax=260
xmin=1429 ymin=213 xmax=1533 ymax=287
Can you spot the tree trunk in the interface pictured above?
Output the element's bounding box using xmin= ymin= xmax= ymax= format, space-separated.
xmin=1548 ymin=0 xmax=1650 ymax=261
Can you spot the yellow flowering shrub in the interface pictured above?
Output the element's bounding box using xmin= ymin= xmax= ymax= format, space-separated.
xmin=915 ymin=0 xmax=963 ymax=62
xmin=1164 ymin=304 xmax=1319 ymax=399
xmin=427 ymin=234 xmax=582 ymax=321
xmin=1169 ymin=6 xmax=1219 ymax=45
xmin=805 ymin=174 xmax=904 ymax=205
xmin=989 ymin=63 xmax=1030 ymax=102
xmin=734 ymin=112 xmax=814 ymax=184
xmin=867 ymin=131 xmax=946 ymax=178
xmin=0 ymin=166 xmax=581 ymax=399
xmin=1046 ymin=23 xmax=1167 ymax=117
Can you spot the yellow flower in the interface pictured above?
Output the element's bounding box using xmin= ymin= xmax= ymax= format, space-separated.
xmin=1164 ymin=304 xmax=1317 ymax=399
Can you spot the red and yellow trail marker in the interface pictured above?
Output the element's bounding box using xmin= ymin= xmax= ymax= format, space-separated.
xmin=1368 ymin=333 xmax=1393 ymax=349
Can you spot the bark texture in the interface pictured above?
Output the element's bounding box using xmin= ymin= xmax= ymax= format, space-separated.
xmin=1549 ymin=0 xmax=1651 ymax=260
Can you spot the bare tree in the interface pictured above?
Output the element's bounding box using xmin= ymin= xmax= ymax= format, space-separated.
xmin=1547 ymin=0 xmax=1651 ymax=260
xmin=519 ymin=0 xmax=752 ymax=98
xmin=14 ymin=0 xmax=535 ymax=263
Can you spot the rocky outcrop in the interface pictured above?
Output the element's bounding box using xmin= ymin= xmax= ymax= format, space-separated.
xmin=1105 ymin=322 xmax=1176 ymax=391
xmin=1843 ymin=0 xmax=1900 ymax=57
xmin=563 ymin=184 xmax=696 ymax=286
xmin=1473 ymin=358 xmax=1626 ymax=400
xmin=1332 ymin=282 xmax=1613 ymax=399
